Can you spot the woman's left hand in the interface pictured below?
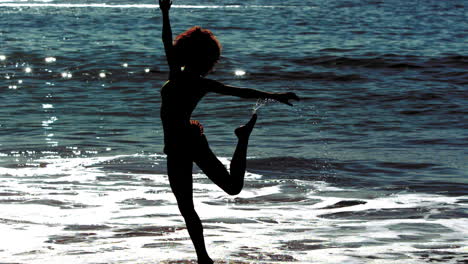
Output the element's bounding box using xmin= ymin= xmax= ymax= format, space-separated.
xmin=159 ymin=0 xmax=172 ymax=12
xmin=273 ymin=92 xmax=300 ymax=106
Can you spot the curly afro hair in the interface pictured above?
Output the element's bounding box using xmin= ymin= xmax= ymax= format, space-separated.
xmin=173 ymin=26 xmax=222 ymax=76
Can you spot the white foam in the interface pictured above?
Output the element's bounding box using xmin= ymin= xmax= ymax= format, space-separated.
xmin=1 ymin=153 xmax=466 ymax=263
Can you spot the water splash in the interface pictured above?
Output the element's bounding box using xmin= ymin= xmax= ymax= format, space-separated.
xmin=252 ymin=98 xmax=270 ymax=114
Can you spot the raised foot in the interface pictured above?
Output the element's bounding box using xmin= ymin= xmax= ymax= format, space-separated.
xmin=235 ymin=114 xmax=257 ymax=140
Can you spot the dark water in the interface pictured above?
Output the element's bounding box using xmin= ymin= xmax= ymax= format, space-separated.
xmin=1 ymin=0 xmax=467 ymax=263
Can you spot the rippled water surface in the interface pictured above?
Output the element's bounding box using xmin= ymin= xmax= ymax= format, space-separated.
xmin=1 ymin=0 xmax=467 ymax=263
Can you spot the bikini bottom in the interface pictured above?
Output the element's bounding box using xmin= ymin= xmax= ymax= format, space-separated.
xmin=163 ymin=120 xmax=205 ymax=156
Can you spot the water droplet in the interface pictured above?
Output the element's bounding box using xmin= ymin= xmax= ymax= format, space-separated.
xmin=144 ymin=68 xmax=150 ymax=73
xmin=0 ymin=55 xmax=6 ymax=61
xmin=235 ymin=70 xmax=246 ymax=76
xmin=122 ymin=63 xmax=128 ymax=67
xmin=42 ymin=116 xmax=58 ymax=127
xmin=61 ymin=72 xmax=72 ymax=78
xmin=252 ymin=98 xmax=275 ymax=114
xmin=42 ymin=104 xmax=54 ymax=109
xmin=45 ymin=57 xmax=56 ymax=63
xmin=99 ymin=72 xmax=106 ymax=78
xmin=25 ymin=67 xmax=32 ymax=73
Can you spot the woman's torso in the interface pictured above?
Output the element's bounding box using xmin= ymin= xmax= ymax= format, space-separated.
xmin=160 ymin=73 xmax=207 ymax=152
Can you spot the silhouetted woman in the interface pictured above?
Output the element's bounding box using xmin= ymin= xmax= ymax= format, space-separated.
xmin=158 ymin=0 xmax=299 ymax=263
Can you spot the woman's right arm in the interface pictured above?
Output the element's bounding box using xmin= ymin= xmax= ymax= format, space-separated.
xmin=159 ymin=0 xmax=179 ymax=78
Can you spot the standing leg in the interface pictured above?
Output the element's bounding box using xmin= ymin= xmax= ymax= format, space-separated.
xmin=167 ymin=154 xmax=213 ymax=264
xmin=194 ymin=114 xmax=257 ymax=195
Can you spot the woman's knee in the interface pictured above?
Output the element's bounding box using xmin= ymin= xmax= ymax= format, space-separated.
xmin=226 ymin=189 xmax=241 ymax=196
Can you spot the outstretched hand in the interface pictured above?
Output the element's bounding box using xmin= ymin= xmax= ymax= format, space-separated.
xmin=273 ymin=92 xmax=300 ymax=106
xmin=159 ymin=0 xmax=172 ymax=12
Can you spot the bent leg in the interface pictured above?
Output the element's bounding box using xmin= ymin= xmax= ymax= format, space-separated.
xmin=194 ymin=114 xmax=257 ymax=196
xmin=194 ymin=137 xmax=238 ymax=195
xmin=166 ymin=155 xmax=213 ymax=264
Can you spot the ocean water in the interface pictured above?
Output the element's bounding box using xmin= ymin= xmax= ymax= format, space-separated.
xmin=0 ymin=0 xmax=467 ymax=263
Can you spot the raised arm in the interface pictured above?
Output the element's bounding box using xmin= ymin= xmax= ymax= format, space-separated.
xmin=204 ymin=79 xmax=300 ymax=106
xmin=159 ymin=0 xmax=179 ymax=78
